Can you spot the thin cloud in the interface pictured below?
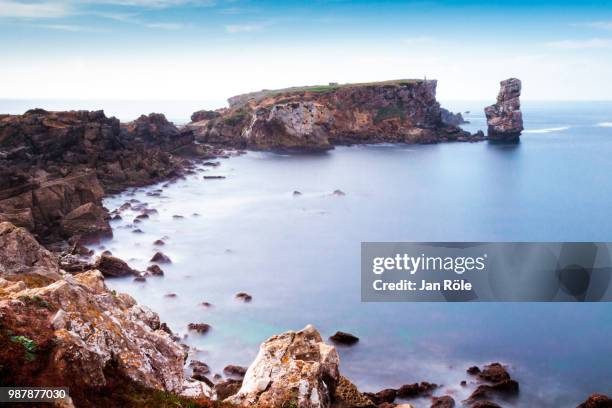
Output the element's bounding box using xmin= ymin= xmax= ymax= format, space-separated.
xmin=37 ymin=24 xmax=91 ymax=31
xmin=225 ymin=24 xmax=263 ymax=33
xmin=145 ymin=22 xmax=185 ymax=30
xmin=0 ymin=0 xmax=71 ymax=19
xmin=81 ymin=0 xmax=215 ymax=7
xmin=547 ymin=38 xmax=612 ymax=49
xmin=571 ymin=21 xmax=612 ymax=30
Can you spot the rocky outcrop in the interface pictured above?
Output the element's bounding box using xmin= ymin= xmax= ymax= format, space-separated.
xmin=0 ymin=222 xmax=210 ymax=407
xmin=577 ymin=394 xmax=612 ymax=407
xmin=440 ymin=108 xmax=468 ymax=126
xmin=464 ymin=363 xmax=519 ymax=404
xmin=227 ymin=324 xmax=340 ymax=407
xmin=0 ymin=222 xmax=60 ymax=280
xmin=484 ymin=78 xmax=523 ymax=142
xmin=188 ymin=80 xmax=482 ymax=151
xmin=0 ymin=109 xmax=219 ymax=242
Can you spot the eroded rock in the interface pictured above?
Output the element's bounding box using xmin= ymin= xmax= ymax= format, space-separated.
xmin=227 ymin=324 xmax=340 ymax=407
xmin=485 ymin=78 xmax=523 ymax=143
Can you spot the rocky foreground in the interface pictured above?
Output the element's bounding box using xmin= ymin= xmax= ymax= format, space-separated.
xmin=187 ymin=79 xmax=485 ymax=152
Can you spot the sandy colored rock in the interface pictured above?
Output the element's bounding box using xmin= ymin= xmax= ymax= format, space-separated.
xmin=227 ymin=324 xmax=340 ymax=408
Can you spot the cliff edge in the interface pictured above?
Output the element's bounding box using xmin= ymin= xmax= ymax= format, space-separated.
xmin=188 ymin=79 xmax=483 ymax=152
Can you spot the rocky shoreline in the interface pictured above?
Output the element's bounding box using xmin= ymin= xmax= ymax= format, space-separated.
xmin=0 ymin=79 xmax=607 ymax=408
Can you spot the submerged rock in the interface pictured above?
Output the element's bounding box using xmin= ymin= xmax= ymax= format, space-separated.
xmin=226 ymin=324 xmax=339 ymax=407
xmin=150 ymin=251 xmax=172 ymax=263
xmin=485 ymin=78 xmax=523 ymax=142
xmin=329 ymin=331 xmax=359 ymax=346
xmin=396 ymin=382 xmax=438 ymax=398
xmin=146 ymin=264 xmax=165 ymax=276
xmin=235 ymin=292 xmax=252 ymax=302
xmin=464 ymin=363 xmax=519 ymax=404
xmin=187 ymin=323 xmax=211 ymax=334
xmin=94 ymin=254 xmax=138 ymax=277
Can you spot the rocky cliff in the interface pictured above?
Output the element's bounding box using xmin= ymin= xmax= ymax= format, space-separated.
xmin=0 ymin=222 xmax=212 ymax=408
xmin=0 ymin=110 xmax=217 ymax=242
xmin=484 ymin=78 xmax=524 ymax=142
xmin=187 ymin=80 xmax=482 ymax=152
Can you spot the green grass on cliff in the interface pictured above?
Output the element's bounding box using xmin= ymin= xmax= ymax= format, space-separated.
xmin=230 ymin=79 xmax=427 ymax=107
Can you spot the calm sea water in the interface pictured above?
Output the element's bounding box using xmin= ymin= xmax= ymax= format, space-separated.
xmin=72 ymin=101 xmax=612 ymax=407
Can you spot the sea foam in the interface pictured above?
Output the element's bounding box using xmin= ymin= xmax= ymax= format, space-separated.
xmin=524 ymin=126 xmax=570 ymax=134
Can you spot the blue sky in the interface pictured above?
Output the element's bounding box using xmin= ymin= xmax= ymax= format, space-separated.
xmin=1 ymin=0 xmax=612 ymax=101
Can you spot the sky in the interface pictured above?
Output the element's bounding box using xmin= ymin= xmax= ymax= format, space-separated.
xmin=1 ymin=0 xmax=612 ymax=103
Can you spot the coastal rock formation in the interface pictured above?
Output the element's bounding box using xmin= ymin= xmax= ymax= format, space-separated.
xmin=0 ymin=109 xmax=217 ymax=241
xmin=227 ymin=324 xmax=340 ymax=407
xmin=0 ymin=222 xmax=210 ymax=406
xmin=188 ymin=80 xmax=481 ymax=151
xmin=577 ymin=394 xmax=612 ymax=407
xmin=440 ymin=108 xmax=468 ymax=126
xmin=0 ymin=222 xmax=60 ymax=280
xmin=464 ymin=363 xmax=519 ymax=404
xmin=484 ymin=78 xmax=523 ymax=142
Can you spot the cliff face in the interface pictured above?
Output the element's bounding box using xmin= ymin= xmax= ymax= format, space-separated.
xmin=0 ymin=110 xmax=217 ymax=242
xmin=188 ymin=80 xmax=480 ymax=152
xmin=0 ymin=222 xmax=211 ymax=407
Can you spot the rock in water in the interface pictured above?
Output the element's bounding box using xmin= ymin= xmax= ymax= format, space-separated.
xmin=227 ymin=324 xmax=340 ymax=407
xmin=485 ymin=78 xmax=523 ymax=143
xmin=329 ymin=331 xmax=359 ymax=345
xmin=577 ymin=394 xmax=612 ymax=408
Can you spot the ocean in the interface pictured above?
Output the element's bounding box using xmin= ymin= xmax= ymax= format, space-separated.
xmin=4 ymin=99 xmax=611 ymax=406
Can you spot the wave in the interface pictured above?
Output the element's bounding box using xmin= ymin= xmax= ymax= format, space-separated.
xmin=597 ymin=122 xmax=612 ymax=128
xmin=524 ymin=126 xmax=570 ymax=134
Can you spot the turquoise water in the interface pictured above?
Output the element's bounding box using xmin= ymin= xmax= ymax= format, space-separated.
xmin=90 ymin=102 xmax=612 ymax=407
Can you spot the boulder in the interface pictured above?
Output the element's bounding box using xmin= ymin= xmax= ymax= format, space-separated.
xmin=226 ymin=324 xmax=340 ymax=408
xmin=215 ymin=378 xmax=242 ymax=400
xmin=146 ymin=264 xmax=165 ymax=276
xmin=334 ymin=376 xmax=376 ymax=407
xmin=191 ymin=110 xmax=221 ymax=122
xmin=223 ymin=365 xmax=247 ymax=378
xmin=431 ymin=395 xmax=455 ymax=408
xmin=477 ymin=363 xmax=510 ymax=383
xmin=60 ymin=202 xmax=111 ymax=239
xmin=396 ymin=382 xmax=438 ymax=398
xmin=94 ymin=254 xmax=137 ymax=277
xmin=187 ymin=323 xmax=211 ymax=334
xmin=0 ymin=222 xmax=60 ymax=280
xmin=150 ymin=252 xmax=172 ymax=263
xmin=485 ymin=78 xmax=523 ymax=142
xmin=329 ymin=331 xmax=359 ymax=346
xmin=577 ymin=394 xmax=612 ymax=408
xmin=364 ymin=388 xmax=396 ymax=404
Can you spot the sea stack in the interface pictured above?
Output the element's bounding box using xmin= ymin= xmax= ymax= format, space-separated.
xmin=485 ymin=78 xmax=524 ymax=143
